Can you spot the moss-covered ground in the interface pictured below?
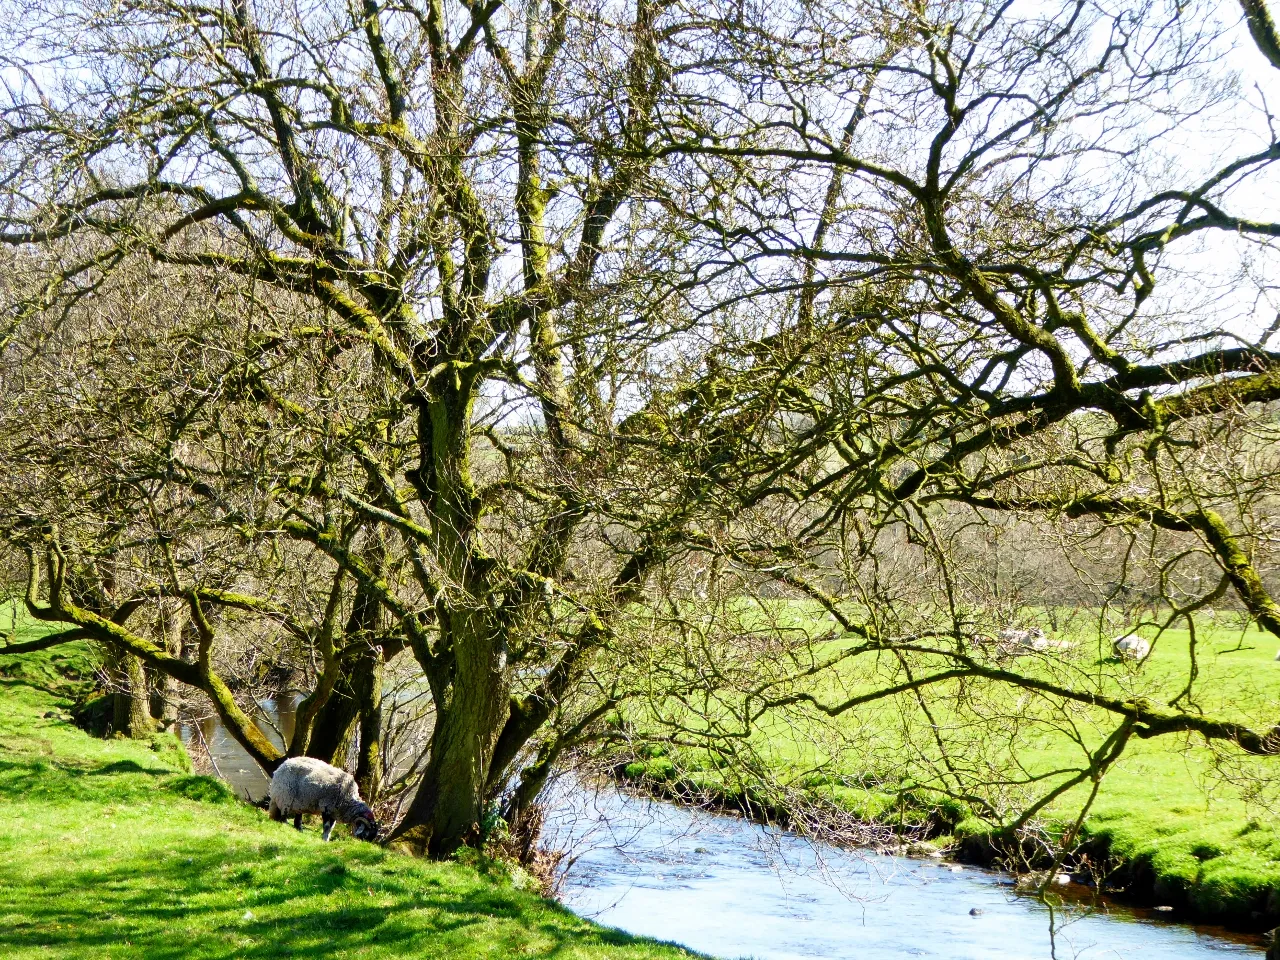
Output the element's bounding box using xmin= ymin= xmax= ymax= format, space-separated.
xmin=0 ymin=640 xmax=702 ymax=960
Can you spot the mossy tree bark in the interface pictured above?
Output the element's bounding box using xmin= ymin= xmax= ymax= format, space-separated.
xmin=157 ymin=603 xmax=188 ymax=729
xmin=301 ymin=575 xmax=389 ymax=775
xmin=395 ymin=610 xmax=511 ymax=854
xmin=107 ymin=648 xmax=153 ymax=739
xmin=354 ymin=647 xmax=384 ymax=803
xmin=305 ymin=680 xmax=358 ymax=767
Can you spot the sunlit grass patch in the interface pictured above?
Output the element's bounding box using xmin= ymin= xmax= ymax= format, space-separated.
xmin=0 ymin=637 xmax=702 ymax=960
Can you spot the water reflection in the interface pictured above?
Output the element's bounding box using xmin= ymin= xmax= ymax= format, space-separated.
xmin=179 ymin=694 xmax=299 ymax=802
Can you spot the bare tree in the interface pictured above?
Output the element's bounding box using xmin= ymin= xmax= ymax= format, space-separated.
xmin=2 ymin=0 xmax=1280 ymax=862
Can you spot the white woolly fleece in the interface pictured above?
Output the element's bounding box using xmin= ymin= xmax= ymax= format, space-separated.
xmin=268 ymin=756 xmax=370 ymax=825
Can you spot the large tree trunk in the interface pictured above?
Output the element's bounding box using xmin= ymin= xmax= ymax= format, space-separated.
xmin=387 ymin=374 xmax=522 ymax=856
xmin=305 ymin=644 xmax=386 ymax=773
xmin=305 ymin=583 xmax=384 ymax=766
xmin=107 ymin=648 xmax=153 ymax=738
xmin=157 ymin=603 xmax=188 ymax=728
xmin=391 ymin=611 xmax=510 ymax=856
xmin=306 ymin=671 xmax=359 ymax=765
xmin=300 ymin=643 xmax=386 ymax=797
xmin=159 ymin=672 xmax=181 ymax=728
xmin=355 ymin=647 xmax=384 ymax=802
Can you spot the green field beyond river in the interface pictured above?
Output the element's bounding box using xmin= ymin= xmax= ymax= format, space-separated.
xmin=613 ymin=605 xmax=1280 ymax=928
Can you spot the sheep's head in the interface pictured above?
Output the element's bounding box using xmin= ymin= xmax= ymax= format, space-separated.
xmin=346 ymin=801 xmax=380 ymax=842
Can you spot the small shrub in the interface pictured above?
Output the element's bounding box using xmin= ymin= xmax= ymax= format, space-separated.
xmin=1191 ymin=841 xmax=1225 ymax=862
xmin=148 ymin=733 xmax=194 ymax=773
xmin=644 ymin=757 xmax=676 ymax=780
xmin=954 ymin=816 xmax=992 ymax=839
xmin=1191 ymin=865 xmax=1268 ymax=921
xmin=933 ymin=798 xmax=972 ymax=831
xmin=70 ymin=692 xmax=112 ymax=737
xmin=480 ymin=801 xmax=509 ymax=843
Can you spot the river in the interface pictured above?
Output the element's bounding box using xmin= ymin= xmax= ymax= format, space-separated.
xmin=544 ymin=780 xmax=1263 ymax=960
xmin=182 ymin=704 xmax=1265 ymax=960
xmin=179 ymin=695 xmax=299 ymax=802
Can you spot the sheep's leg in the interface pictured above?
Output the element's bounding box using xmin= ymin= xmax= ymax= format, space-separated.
xmin=293 ymin=814 xmax=303 ymax=831
xmin=321 ymin=816 xmax=335 ymax=842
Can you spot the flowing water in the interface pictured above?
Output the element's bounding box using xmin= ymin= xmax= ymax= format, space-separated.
xmin=179 ymin=695 xmax=300 ymax=802
xmin=186 ymin=705 xmax=1266 ymax=960
xmin=545 ymin=782 xmax=1265 ymax=960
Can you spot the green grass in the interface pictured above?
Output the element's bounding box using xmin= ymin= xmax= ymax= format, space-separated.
xmin=612 ymin=602 xmax=1280 ymax=926
xmin=8 ymin=597 xmax=1280 ymax=932
xmin=0 ymin=643 xmax=702 ymax=960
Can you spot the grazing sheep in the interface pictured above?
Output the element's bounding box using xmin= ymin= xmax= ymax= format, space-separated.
xmin=994 ymin=628 xmax=1075 ymax=655
xmin=268 ymin=756 xmax=379 ymax=842
xmin=968 ymin=629 xmax=1067 ymax=659
xmin=1112 ymin=634 xmax=1151 ymax=661
xmin=1000 ymin=627 xmax=1054 ymax=652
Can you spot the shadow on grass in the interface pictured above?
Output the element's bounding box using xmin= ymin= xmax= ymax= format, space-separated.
xmin=0 ymin=839 xmax=697 ymax=959
xmin=0 ymin=669 xmax=86 ymax=699
xmin=89 ymin=759 xmax=172 ymax=777
xmin=0 ymin=752 xmax=178 ymax=806
xmin=162 ymin=774 xmax=237 ymax=804
xmin=0 ymin=737 xmax=216 ymax=815
xmin=0 ymin=672 xmax=698 ymax=959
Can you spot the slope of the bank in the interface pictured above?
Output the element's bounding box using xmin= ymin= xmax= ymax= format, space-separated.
xmin=0 ymin=655 xmax=701 ymax=960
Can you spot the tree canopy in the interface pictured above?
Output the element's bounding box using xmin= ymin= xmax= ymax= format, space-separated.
xmin=2 ymin=0 xmax=1280 ymax=857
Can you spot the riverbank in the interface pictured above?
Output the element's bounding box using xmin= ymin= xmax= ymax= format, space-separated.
xmin=0 ymin=644 xmax=701 ymax=960
xmin=607 ymin=613 xmax=1280 ymax=933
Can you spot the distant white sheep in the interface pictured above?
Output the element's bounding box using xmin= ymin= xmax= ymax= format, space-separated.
xmin=994 ymin=628 xmax=1075 ymax=655
xmin=999 ymin=628 xmax=1050 ymax=652
xmin=268 ymin=756 xmax=379 ymax=842
xmin=1111 ymin=634 xmax=1151 ymax=661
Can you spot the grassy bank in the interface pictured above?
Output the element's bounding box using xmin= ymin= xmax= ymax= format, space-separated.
xmin=0 ymin=644 xmax=701 ymax=960
xmin=611 ymin=607 xmax=1280 ymax=930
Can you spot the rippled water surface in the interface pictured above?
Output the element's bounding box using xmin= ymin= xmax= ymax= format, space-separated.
xmin=547 ymin=783 xmax=1264 ymax=960
xmin=179 ymin=695 xmax=299 ymax=801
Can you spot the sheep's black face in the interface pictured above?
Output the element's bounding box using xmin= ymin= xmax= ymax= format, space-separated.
xmin=352 ymin=816 xmax=379 ymax=842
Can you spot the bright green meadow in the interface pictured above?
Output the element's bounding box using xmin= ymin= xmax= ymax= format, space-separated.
xmin=618 ymin=605 xmax=1280 ymax=927
xmin=0 ymin=639 xmax=700 ymax=960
